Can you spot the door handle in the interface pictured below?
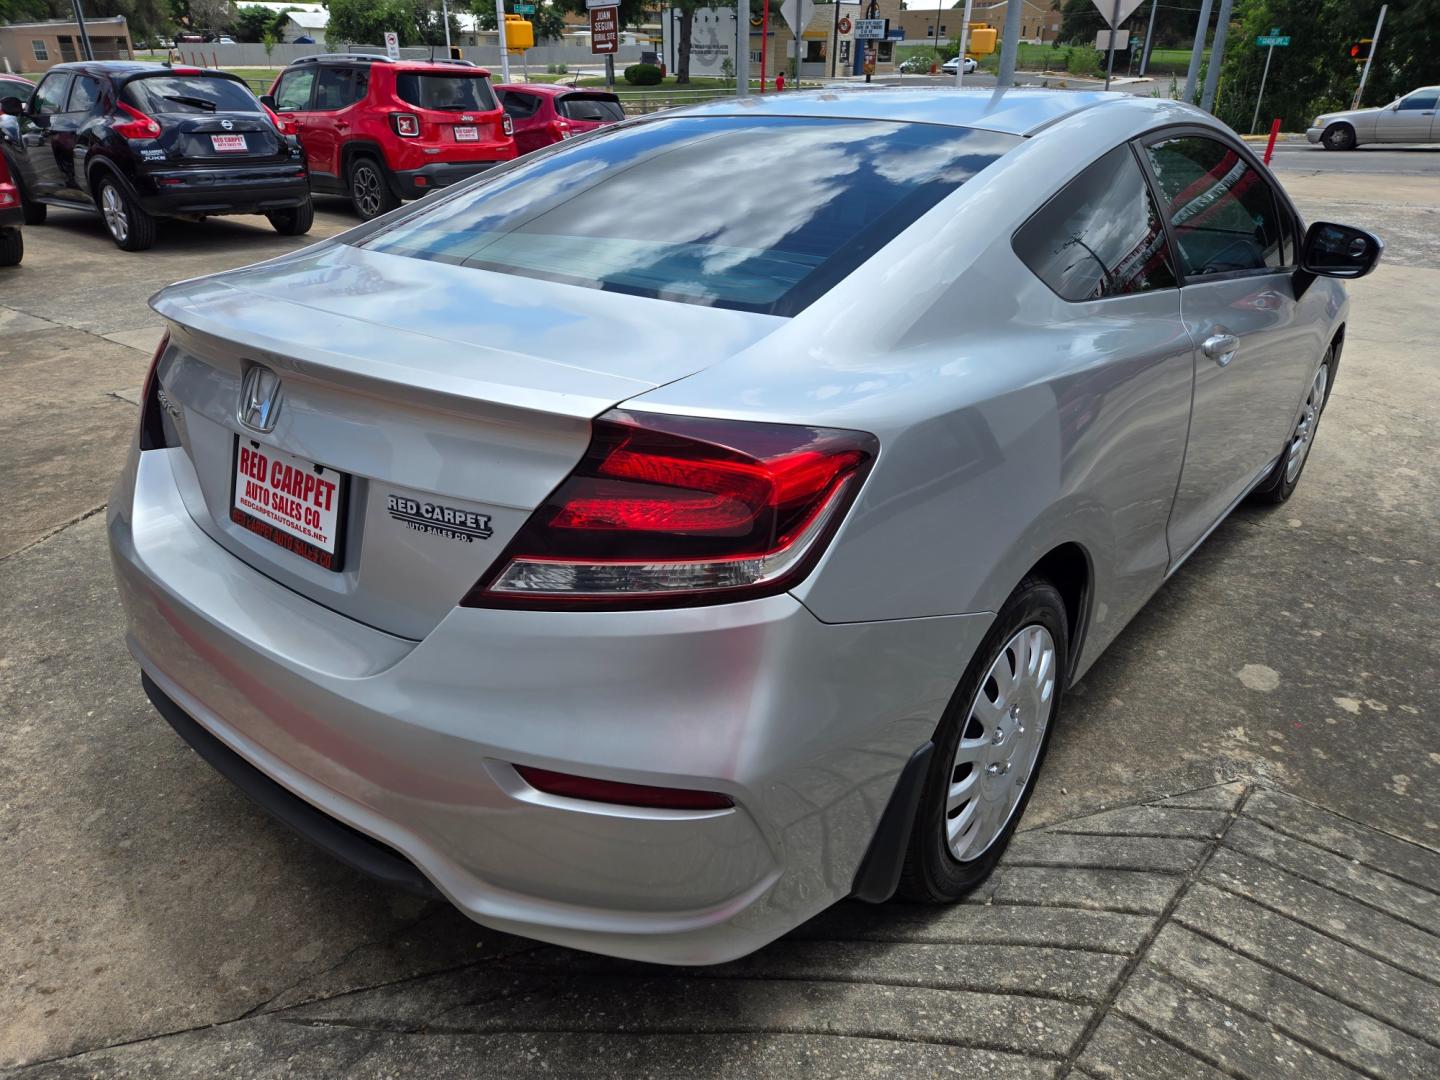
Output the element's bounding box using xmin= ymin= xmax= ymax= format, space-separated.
xmin=1202 ymin=333 xmax=1240 ymax=367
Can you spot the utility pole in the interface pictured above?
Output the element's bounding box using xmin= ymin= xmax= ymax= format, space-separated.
xmin=736 ymin=0 xmax=749 ymax=93
xmin=932 ymin=0 xmax=941 ymax=58
xmin=442 ymin=0 xmax=451 ymax=52
xmin=494 ymin=0 xmax=510 ymax=81
xmin=1199 ymin=0 xmax=1231 ymax=112
xmin=1353 ymin=3 xmax=1386 ymax=109
xmin=1103 ymin=0 xmax=1121 ymax=89
xmin=72 ymin=0 xmax=95 ymax=61
xmin=994 ymin=0 xmax=1021 ymax=87
xmin=953 ymin=0 xmax=972 ymax=86
xmin=830 ymin=0 xmax=840 ymax=77
xmin=1139 ymin=0 xmax=1158 ymax=76
xmin=1182 ymin=0 xmax=1213 ymax=103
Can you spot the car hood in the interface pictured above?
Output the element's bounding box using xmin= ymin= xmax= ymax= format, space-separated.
xmin=149 ymin=240 xmax=789 ymax=420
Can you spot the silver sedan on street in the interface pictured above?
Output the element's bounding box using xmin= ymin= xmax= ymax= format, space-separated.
xmin=1307 ymin=85 xmax=1440 ymax=148
xmin=109 ymin=89 xmax=1380 ymax=964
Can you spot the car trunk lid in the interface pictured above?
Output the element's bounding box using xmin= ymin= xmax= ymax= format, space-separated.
xmin=148 ymin=241 xmax=785 ymax=639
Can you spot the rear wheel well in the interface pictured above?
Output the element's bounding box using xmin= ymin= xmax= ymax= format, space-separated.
xmin=1025 ymin=543 xmax=1090 ymax=668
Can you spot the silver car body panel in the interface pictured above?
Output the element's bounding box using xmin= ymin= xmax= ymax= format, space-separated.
xmin=110 ymin=89 xmax=1350 ymax=962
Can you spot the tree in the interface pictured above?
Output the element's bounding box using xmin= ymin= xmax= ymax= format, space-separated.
xmin=325 ymin=0 xmax=455 ymax=46
xmin=1215 ymin=0 xmax=1440 ymax=133
xmin=466 ymin=0 xmax=568 ymax=44
xmin=235 ymin=3 xmax=291 ymax=42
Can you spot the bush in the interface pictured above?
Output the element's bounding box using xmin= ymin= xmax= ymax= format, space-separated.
xmin=624 ymin=63 xmax=663 ymax=85
xmin=898 ymin=54 xmax=935 ymax=74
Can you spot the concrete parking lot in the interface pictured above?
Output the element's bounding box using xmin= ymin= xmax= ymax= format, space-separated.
xmin=2 ymin=155 xmax=1437 ymax=1078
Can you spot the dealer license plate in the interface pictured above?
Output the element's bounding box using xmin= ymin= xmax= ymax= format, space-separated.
xmin=231 ymin=438 xmax=347 ymax=571
xmin=453 ymin=125 xmax=479 ymax=142
xmin=211 ymin=134 xmax=248 ymax=152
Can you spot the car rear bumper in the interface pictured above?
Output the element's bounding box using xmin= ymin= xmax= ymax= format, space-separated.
xmin=392 ymin=160 xmax=503 ymax=199
xmin=134 ymin=166 xmax=310 ymax=216
xmin=108 ymin=445 xmax=988 ymax=964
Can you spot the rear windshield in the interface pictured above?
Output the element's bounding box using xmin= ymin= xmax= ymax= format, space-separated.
xmin=359 ymin=115 xmax=1017 ymax=316
xmin=123 ymin=74 xmax=261 ymax=114
xmin=395 ymin=72 xmax=497 ymax=112
xmin=558 ymin=94 xmax=624 ymax=122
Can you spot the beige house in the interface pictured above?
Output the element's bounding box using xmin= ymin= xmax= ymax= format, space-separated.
xmin=0 ymin=17 xmax=134 ymax=74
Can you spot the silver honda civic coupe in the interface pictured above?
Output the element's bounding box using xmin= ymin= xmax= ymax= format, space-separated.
xmin=108 ymin=89 xmax=1380 ymax=964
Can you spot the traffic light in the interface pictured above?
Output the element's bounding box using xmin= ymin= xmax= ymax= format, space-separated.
xmin=503 ymin=14 xmax=534 ymax=51
xmin=1348 ymin=39 xmax=1372 ymax=62
xmin=966 ymin=24 xmax=997 ymax=56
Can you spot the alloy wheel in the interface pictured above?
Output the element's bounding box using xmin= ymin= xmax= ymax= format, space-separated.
xmin=1285 ymin=362 xmax=1329 ymax=484
xmin=945 ymin=624 xmax=1056 ymax=862
xmin=101 ymin=184 xmax=129 ymax=244
xmin=353 ymin=165 xmax=383 ymax=218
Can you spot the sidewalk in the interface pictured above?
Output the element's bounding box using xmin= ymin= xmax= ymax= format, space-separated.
xmin=12 ymin=780 xmax=1437 ymax=1078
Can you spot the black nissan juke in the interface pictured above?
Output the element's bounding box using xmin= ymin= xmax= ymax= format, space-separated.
xmin=0 ymin=61 xmax=312 ymax=252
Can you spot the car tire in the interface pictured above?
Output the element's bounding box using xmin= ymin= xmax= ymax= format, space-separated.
xmin=0 ymin=226 xmax=21 ymax=267
xmin=1251 ymin=347 xmax=1335 ymax=505
xmin=348 ymin=155 xmax=399 ymax=221
xmin=267 ymin=198 xmax=315 ymax=236
xmin=1322 ymin=123 xmax=1356 ymax=151
xmin=97 ymin=175 xmax=156 ymax=252
xmin=896 ymin=575 xmax=1069 ymax=903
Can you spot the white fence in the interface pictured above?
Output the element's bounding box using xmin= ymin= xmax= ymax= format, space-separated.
xmin=170 ymin=41 xmax=644 ymax=71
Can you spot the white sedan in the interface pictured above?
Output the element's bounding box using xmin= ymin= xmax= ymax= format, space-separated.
xmin=942 ymin=55 xmax=979 ymax=75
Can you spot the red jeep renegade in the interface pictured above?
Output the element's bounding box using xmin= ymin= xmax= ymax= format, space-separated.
xmin=265 ymin=54 xmax=515 ymax=220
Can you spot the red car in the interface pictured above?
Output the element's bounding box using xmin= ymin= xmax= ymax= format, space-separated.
xmin=0 ymin=152 xmax=22 ymax=267
xmin=265 ymin=55 xmax=516 ymax=220
xmin=494 ymin=84 xmax=625 ymax=155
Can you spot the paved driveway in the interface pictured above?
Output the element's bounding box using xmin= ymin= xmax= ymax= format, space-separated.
xmin=2 ymin=171 xmax=1436 ymax=1077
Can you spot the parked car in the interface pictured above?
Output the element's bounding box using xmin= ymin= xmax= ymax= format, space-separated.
xmin=495 ymin=83 xmax=624 ymax=153
xmin=1308 ymin=85 xmax=1440 ymax=149
xmin=264 ymin=53 xmax=516 ymax=220
xmin=0 ymin=151 xmax=22 ymax=266
xmin=111 ymin=91 xmax=1380 ymax=965
xmin=941 ymin=55 xmax=979 ymax=75
xmin=0 ymin=61 xmax=311 ymax=251
xmin=0 ymin=74 xmax=35 ymax=103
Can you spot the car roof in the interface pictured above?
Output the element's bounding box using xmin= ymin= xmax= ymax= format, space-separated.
xmin=673 ymin=87 xmax=1141 ymax=137
xmin=495 ymin=83 xmax=617 ymax=98
xmin=284 ymin=54 xmax=493 ymax=77
xmin=37 ymin=61 xmax=244 ymax=83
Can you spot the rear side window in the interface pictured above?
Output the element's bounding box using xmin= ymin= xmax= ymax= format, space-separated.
xmin=66 ymin=75 xmax=103 ymax=114
xmin=396 ymin=73 xmax=497 ymax=112
xmin=499 ymin=90 xmax=542 ymax=118
xmin=124 ymin=75 xmax=262 ymax=115
xmin=315 ymin=66 xmax=368 ymax=110
xmin=1144 ymin=135 xmax=1283 ymax=276
xmin=360 ymin=115 xmax=1018 ymax=316
xmin=558 ymin=94 xmax=624 ymax=122
xmin=1013 ymin=145 xmax=1177 ymax=301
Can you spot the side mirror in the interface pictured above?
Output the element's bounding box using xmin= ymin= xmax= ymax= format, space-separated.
xmin=259 ymin=94 xmax=277 ymax=110
xmin=1300 ymin=221 xmax=1383 ymax=280
xmin=0 ymin=96 xmax=23 ymax=117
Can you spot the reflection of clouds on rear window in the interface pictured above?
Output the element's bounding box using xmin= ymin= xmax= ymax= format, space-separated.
xmin=359 ymin=116 xmax=1018 ymax=316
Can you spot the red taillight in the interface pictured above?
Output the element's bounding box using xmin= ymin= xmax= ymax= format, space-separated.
xmin=514 ymin=765 xmax=734 ymax=811
xmin=391 ymin=112 xmax=421 ymax=137
xmin=264 ymin=104 xmax=294 ymax=134
xmin=552 ymin=119 xmax=573 ymax=140
xmin=501 ymin=113 xmax=514 ymax=137
xmin=462 ymin=411 xmax=876 ymax=609
xmin=114 ymin=101 xmax=161 ymax=139
xmin=138 ymin=332 xmax=175 ymax=451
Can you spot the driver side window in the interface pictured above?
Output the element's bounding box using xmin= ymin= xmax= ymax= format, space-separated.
xmin=1144 ymin=135 xmax=1283 ymax=277
xmin=30 ymin=73 xmax=70 ymax=117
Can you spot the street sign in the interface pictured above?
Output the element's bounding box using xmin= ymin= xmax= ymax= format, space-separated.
xmin=513 ymin=3 xmax=535 ymax=12
xmin=383 ymin=30 xmax=399 ymax=60
xmin=854 ymin=17 xmax=885 ymax=39
xmin=589 ymin=4 xmax=619 ymax=53
xmin=778 ymin=0 xmax=816 ymax=37
xmin=1095 ymin=29 xmax=1129 ymax=50
xmin=1255 ymin=35 xmax=1289 ymax=46
xmin=1089 ymin=0 xmax=1144 ymax=29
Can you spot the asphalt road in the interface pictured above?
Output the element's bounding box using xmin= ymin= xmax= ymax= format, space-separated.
xmin=1268 ymin=142 xmax=1440 ymax=174
xmin=1 ymin=139 xmax=1436 ymax=1075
